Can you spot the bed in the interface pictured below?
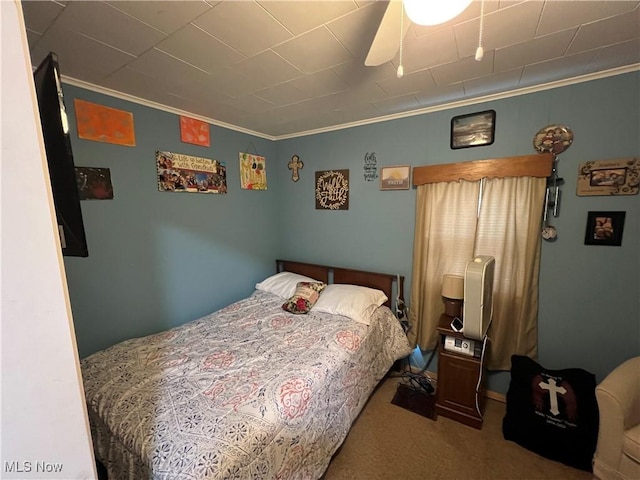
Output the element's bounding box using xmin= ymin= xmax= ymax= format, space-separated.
xmin=81 ymin=260 xmax=412 ymax=479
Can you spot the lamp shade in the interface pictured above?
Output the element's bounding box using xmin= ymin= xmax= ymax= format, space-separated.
xmin=441 ymin=274 xmax=464 ymax=300
xmin=403 ymin=0 xmax=473 ymax=26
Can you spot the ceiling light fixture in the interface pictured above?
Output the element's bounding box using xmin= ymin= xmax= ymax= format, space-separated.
xmin=403 ymin=0 xmax=473 ymax=26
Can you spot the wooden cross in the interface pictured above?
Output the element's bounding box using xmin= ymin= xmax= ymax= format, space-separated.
xmin=288 ymin=155 xmax=304 ymax=182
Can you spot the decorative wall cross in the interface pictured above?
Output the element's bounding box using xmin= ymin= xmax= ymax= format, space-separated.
xmin=288 ymin=155 xmax=304 ymax=182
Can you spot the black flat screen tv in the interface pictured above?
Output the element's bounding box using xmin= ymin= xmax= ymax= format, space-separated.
xmin=33 ymin=52 xmax=88 ymax=257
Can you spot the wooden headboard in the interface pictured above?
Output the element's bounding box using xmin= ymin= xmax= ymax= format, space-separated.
xmin=275 ymin=259 xmax=404 ymax=311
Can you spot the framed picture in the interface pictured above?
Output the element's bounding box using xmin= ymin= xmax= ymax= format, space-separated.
xmin=584 ymin=211 xmax=625 ymax=246
xmin=450 ymin=110 xmax=496 ymax=149
xmin=577 ymin=157 xmax=638 ymax=196
xmin=380 ymin=165 xmax=410 ymax=190
xmin=75 ymin=167 xmax=114 ymax=200
xmin=315 ymin=169 xmax=349 ymax=210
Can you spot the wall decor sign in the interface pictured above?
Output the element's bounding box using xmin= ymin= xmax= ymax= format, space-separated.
xmin=577 ymin=157 xmax=638 ymax=196
xmin=364 ymin=152 xmax=378 ymax=181
xmin=239 ymin=152 xmax=267 ymax=190
xmin=450 ymin=110 xmax=495 ymax=149
xmin=380 ymin=165 xmax=410 ymax=190
xmin=74 ymin=99 xmax=136 ymax=146
xmin=180 ymin=116 xmax=210 ymax=147
xmin=288 ymin=155 xmax=303 ymax=182
xmin=156 ymin=151 xmax=227 ymax=194
xmin=315 ymin=170 xmax=349 ymax=210
xmin=584 ymin=211 xmax=625 ymax=246
xmin=75 ymin=167 xmax=114 ymax=200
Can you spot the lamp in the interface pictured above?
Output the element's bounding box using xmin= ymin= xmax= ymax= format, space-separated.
xmin=403 ymin=0 xmax=473 ymax=26
xmin=441 ymin=274 xmax=464 ymax=318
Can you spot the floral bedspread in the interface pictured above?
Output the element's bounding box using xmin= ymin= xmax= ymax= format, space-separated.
xmin=81 ymin=290 xmax=412 ymax=479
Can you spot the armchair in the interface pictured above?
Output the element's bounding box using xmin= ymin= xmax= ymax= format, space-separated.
xmin=593 ymin=356 xmax=640 ymax=480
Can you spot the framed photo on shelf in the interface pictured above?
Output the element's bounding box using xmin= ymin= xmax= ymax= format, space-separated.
xmin=584 ymin=211 xmax=625 ymax=246
xmin=380 ymin=165 xmax=411 ymax=190
xmin=450 ymin=110 xmax=496 ymax=149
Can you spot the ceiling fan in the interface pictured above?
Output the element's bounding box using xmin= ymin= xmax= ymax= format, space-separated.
xmin=365 ymin=0 xmax=483 ymax=75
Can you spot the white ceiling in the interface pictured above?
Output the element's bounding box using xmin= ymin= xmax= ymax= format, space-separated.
xmin=22 ymin=0 xmax=640 ymax=139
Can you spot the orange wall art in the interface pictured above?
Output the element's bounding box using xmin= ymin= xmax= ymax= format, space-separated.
xmin=180 ymin=116 xmax=210 ymax=147
xmin=74 ymin=99 xmax=136 ymax=146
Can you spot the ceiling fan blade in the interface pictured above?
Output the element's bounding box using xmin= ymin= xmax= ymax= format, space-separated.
xmin=365 ymin=0 xmax=411 ymax=67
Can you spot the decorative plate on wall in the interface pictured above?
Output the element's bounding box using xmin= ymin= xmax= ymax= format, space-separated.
xmin=533 ymin=124 xmax=573 ymax=155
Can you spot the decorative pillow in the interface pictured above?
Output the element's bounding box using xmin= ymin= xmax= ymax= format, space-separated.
xmin=282 ymin=282 xmax=326 ymax=314
xmin=255 ymin=272 xmax=319 ymax=298
xmin=311 ymin=284 xmax=388 ymax=325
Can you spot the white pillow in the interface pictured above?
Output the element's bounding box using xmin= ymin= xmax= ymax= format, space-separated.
xmin=255 ymin=271 xmax=320 ymax=298
xmin=311 ymin=284 xmax=388 ymax=325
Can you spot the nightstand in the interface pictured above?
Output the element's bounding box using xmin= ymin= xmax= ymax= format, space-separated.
xmin=435 ymin=314 xmax=487 ymax=429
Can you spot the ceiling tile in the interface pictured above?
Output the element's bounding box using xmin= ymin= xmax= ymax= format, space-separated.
xmin=332 ymin=103 xmax=381 ymax=124
xmin=567 ymin=9 xmax=640 ymax=55
xmin=107 ymin=1 xmax=212 ymax=35
xmin=52 ymin=1 xmax=166 ymax=56
xmin=372 ymin=92 xmax=421 ymax=116
xmin=220 ymin=94 xmax=275 ymax=114
xmin=339 ymin=82 xmax=388 ymax=107
xmin=258 ymin=1 xmax=357 ymax=36
xmin=273 ymin=26 xmax=354 ymax=74
xmin=289 ymin=68 xmax=350 ymax=97
xmin=332 ymin=60 xmax=397 ymax=87
xmin=254 ymin=82 xmax=309 ymax=105
xmin=463 ymin=67 xmax=523 ymax=97
xmin=520 ymin=50 xmax=599 ymax=87
xmin=377 ymin=69 xmax=435 ymax=98
xmin=34 ymin=25 xmax=135 ymax=83
xmin=197 ymin=67 xmax=256 ymax=99
xmin=585 ymin=39 xmax=640 ymax=72
xmin=127 ymin=48 xmax=211 ymax=93
xmin=495 ymin=28 xmax=578 ymax=72
xmin=430 ymin=52 xmax=495 ymax=86
xmin=455 ymin=1 xmax=544 ymax=58
xmin=233 ymin=50 xmax=303 ymax=89
xmin=21 ymin=0 xmax=65 ymax=35
xmin=402 ymin=27 xmax=461 ymax=72
xmin=194 ymin=1 xmax=292 ymax=57
xmin=298 ymin=91 xmax=355 ymax=114
xmin=155 ymin=24 xmax=246 ymax=73
xmin=537 ymin=1 xmax=639 ymax=37
xmin=415 ymin=83 xmax=466 ymax=106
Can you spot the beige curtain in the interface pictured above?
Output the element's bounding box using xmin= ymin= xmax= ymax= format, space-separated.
xmin=408 ymin=180 xmax=479 ymax=350
xmin=409 ymin=175 xmax=546 ymax=370
xmin=476 ymin=176 xmax=546 ymax=369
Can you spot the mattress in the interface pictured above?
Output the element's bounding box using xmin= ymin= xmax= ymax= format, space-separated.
xmin=81 ymin=289 xmax=412 ymax=479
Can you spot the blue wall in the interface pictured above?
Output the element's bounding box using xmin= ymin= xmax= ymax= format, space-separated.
xmin=62 ymin=86 xmax=280 ymax=358
xmin=275 ymin=72 xmax=640 ymax=392
xmin=64 ymin=73 xmax=639 ymax=394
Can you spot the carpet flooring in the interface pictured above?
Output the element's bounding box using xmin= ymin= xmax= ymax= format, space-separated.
xmin=323 ymin=376 xmax=595 ymax=480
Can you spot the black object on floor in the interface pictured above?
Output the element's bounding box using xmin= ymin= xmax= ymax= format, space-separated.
xmin=391 ymin=382 xmax=437 ymax=420
xmin=503 ymin=355 xmax=599 ymax=472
